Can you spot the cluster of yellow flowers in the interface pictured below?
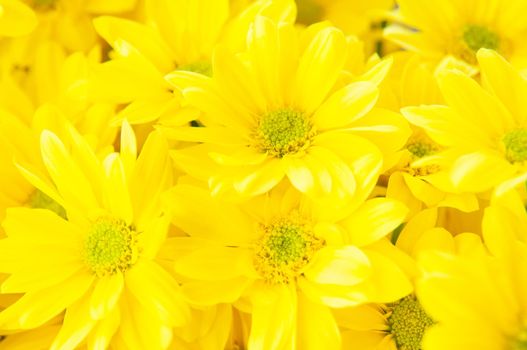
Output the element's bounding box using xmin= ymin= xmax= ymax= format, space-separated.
xmin=1 ymin=0 xmax=527 ymax=349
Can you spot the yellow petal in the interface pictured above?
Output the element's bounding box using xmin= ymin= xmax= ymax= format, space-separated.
xmin=181 ymin=277 xmax=252 ymax=306
xmin=297 ymin=290 xmax=341 ymax=350
xmin=125 ymin=260 xmax=189 ymax=327
xmin=304 ymin=246 xmax=371 ymax=286
xmin=50 ymin=292 xmax=96 ymax=350
xmin=248 ymin=284 xmax=296 ymax=350
xmin=0 ymin=0 xmax=37 ymax=37
xmin=90 ymin=273 xmax=124 ymax=320
xmin=342 ymin=198 xmax=408 ymax=247
xmin=0 ymin=271 xmax=94 ymax=330
xmin=313 ymin=81 xmax=378 ymax=130
xmin=174 ymin=247 xmax=255 ymax=281
xmin=450 ymin=151 xmax=515 ymax=193
xmin=294 ymin=27 xmax=348 ymax=115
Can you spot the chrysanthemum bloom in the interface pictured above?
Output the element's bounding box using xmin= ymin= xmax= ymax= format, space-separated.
xmin=0 ymin=0 xmax=37 ymax=37
xmin=336 ymin=208 xmax=485 ymax=350
xmin=0 ymin=103 xmax=117 ymax=236
xmin=165 ymin=17 xmax=410 ymax=199
xmin=0 ymin=121 xmax=189 ymax=349
xmin=87 ymin=0 xmax=294 ymax=125
xmin=402 ymin=49 xmax=527 ymax=196
xmin=295 ymin=0 xmax=395 ymax=55
xmin=386 ymin=0 xmax=527 ymax=73
xmin=167 ymin=182 xmax=412 ymax=349
xmin=15 ymin=0 xmax=137 ymax=53
xmin=386 ymin=127 xmax=479 ymax=217
xmin=416 ymin=201 xmax=527 ymax=349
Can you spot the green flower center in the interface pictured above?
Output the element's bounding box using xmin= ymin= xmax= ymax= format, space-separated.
xmin=503 ymin=129 xmax=527 ymax=163
xmin=511 ymin=327 xmax=527 ymax=350
xmin=178 ymin=61 xmax=213 ymax=77
xmin=387 ymin=295 xmax=435 ymax=350
xmin=84 ymin=217 xmax=138 ymax=277
xmin=253 ymin=214 xmax=325 ymax=284
xmin=296 ymin=0 xmax=324 ymax=25
xmin=463 ymin=25 xmax=500 ymax=52
xmin=27 ymin=190 xmax=67 ymax=220
xmin=407 ymin=141 xmax=437 ymax=159
xmin=255 ymin=108 xmax=315 ymax=158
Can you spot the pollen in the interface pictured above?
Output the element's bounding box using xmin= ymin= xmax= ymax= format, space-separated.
xmin=84 ymin=217 xmax=138 ymax=277
xmin=253 ymin=213 xmax=325 ymax=285
xmin=502 ymin=129 xmax=527 ymax=163
xmin=27 ymin=190 xmax=67 ymax=220
xmin=254 ymin=108 xmax=315 ymax=158
xmin=387 ymin=295 xmax=435 ymax=350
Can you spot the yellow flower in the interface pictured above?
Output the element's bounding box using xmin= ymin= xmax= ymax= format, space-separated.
xmin=88 ymin=0 xmax=295 ymax=125
xmin=337 ymin=208 xmax=486 ymax=350
xmin=0 ymin=103 xmax=117 ymax=236
xmin=402 ymin=49 xmax=527 ymax=196
xmin=296 ymin=0 xmax=395 ymax=55
xmin=0 ymin=121 xmax=189 ymax=349
xmin=165 ymin=17 xmax=410 ymax=199
xmin=0 ymin=0 xmax=37 ymax=37
xmin=416 ymin=201 xmax=527 ymax=349
xmin=167 ymin=183 xmax=411 ymax=349
xmin=385 ymin=0 xmax=527 ymax=73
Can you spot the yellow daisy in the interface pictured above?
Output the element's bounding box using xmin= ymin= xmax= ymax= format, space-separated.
xmin=0 ymin=103 xmax=117 ymax=236
xmin=87 ymin=0 xmax=295 ymax=125
xmin=416 ymin=201 xmax=527 ymax=349
xmin=0 ymin=121 xmax=189 ymax=349
xmin=385 ymin=0 xmax=527 ymax=72
xmin=402 ymin=49 xmax=527 ymax=196
xmin=167 ymin=182 xmax=412 ymax=349
xmin=0 ymin=0 xmax=37 ymax=37
xmin=165 ymin=17 xmax=410 ymax=199
xmin=19 ymin=0 xmax=138 ymax=53
xmin=337 ymin=208 xmax=486 ymax=350
xmin=296 ymin=0 xmax=395 ymax=55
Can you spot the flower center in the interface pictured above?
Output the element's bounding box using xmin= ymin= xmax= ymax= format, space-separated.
xmin=387 ymin=295 xmax=435 ymax=350
xmin=27 ymin=190 xmax=67 ymax=220
xmin=503 ymin=129 xmax=527 ymax=163
xmin=456 ymin=24 xmax=500 ymax=64
xmin=255 ymin=108 xmax=315 ymax=158
xmin=403 ymin=139 xmax=441 ymax=176
xmin=511 ymin=327 xmax=527 ymax=350
xmin=84 ymin=217 xmax=138 ymax=277
xmin=463 ymin=25 xmax=500 ymax=52
xmin=296 ymin=0 xmax=324 ymax=25
xmin=178 ymin=61 xmax=212 ymax=77
xmin=407 ymin=141 xmax=437 ymax=159
xmin=253 ymin=213 xmax=325 ymax=284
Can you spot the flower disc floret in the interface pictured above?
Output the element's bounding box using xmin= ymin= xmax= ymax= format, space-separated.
xmin=253 ymin=214 xmax=325 ymax=284
xmin=84 ymin=217 xmax=138 ymax=277
xmin=463 ymin=25 xmax=500 ymax=52
xmin=407 ymin=141 xmax=437 ymax=159
xmin=503 ymin=129 xmax=527 ymax=163
xmin=387 ymin=295 xmax=435 ymax=350
xmin=255 ymin=108 xmax=315 ymax=158
xmin=511 ymin=327 xmax=527 ymax=350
